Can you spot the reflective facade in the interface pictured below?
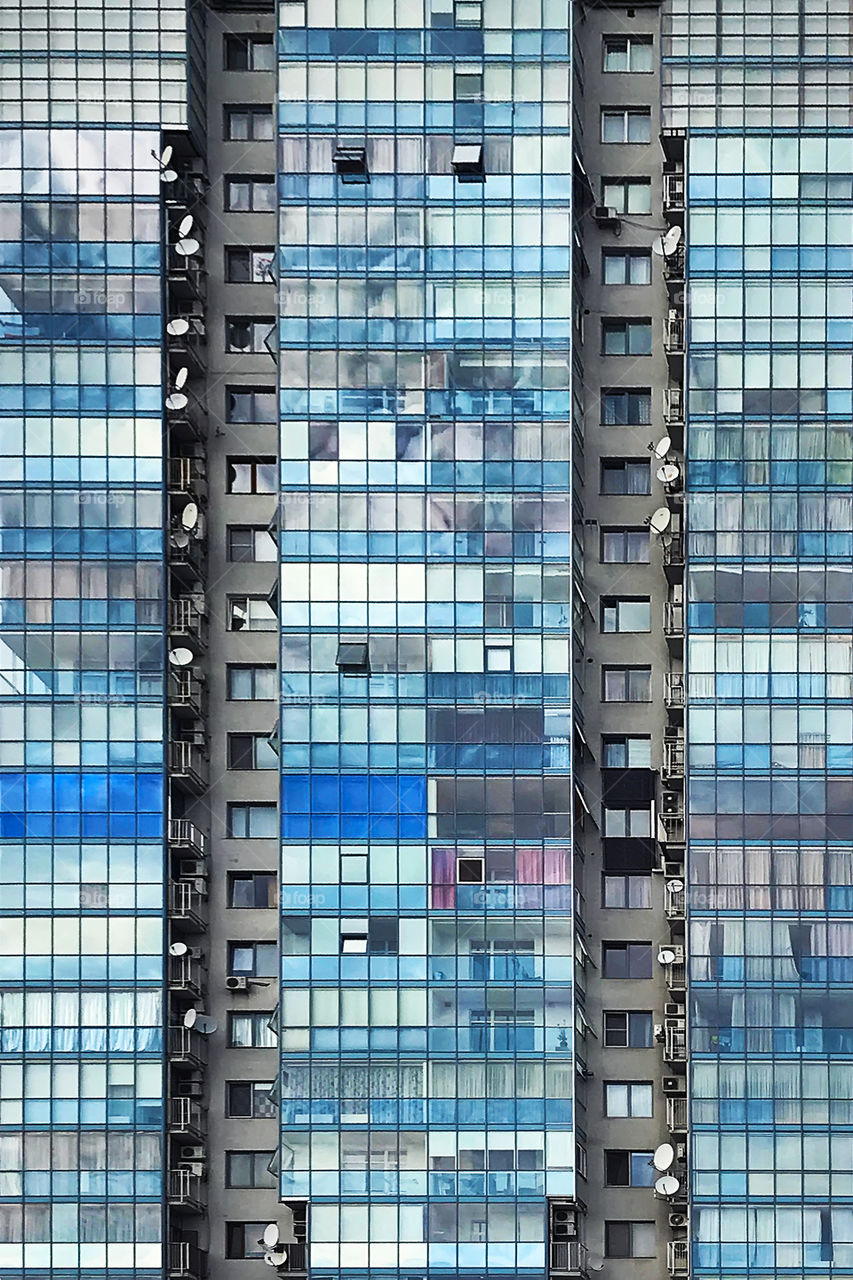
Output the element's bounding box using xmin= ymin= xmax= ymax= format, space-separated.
xmin=0 ymin=1 xmax=185 ymax=1273
xmin=276 ymin=1 xmax=575 ymax=1275
xmin=664 ymin=3 xmax=853 ymax=1276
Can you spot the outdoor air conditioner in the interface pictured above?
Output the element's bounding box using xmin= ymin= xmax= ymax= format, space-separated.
xmin=663 ymin=1077 xmax=686 ymax=1095
xmin=669 ymin=1213 xmax=688 ymax=1229
xmin=654 ymin=1023 xmax=665 ymax=1042
xmin=226 ymin=975 xmax=249 ymax=992
xmin=675 ymin=1143 xmax=687 ymax=1162
xmin=594 ymin=205 xmax=621 ymax=229
xmin=176 ymin=1079 xmax=204 ymax=1099
xmin=664 ymin=1003 xmax=682 ymax=1017
xmin=179 ymin=859 xmax=206 ymax=879
xmin=180 ymin=1145 xmax=205 ymax=1162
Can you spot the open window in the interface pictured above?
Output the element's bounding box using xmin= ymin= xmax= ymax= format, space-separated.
xmin=452 ymin=142 xmax=485 ymax=182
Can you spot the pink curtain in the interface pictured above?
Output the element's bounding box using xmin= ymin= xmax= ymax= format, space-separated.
xmin=431 ymin=848 xmax=456 ymax=908
xmin=515 ymin=847 xmax=543 ymax=883
xmin=544 ymin=847 xmax=570 ymax=883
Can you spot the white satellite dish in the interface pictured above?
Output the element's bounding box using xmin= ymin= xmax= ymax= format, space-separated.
xmin=190 ymin=512 xmax=206 ymax=541
xmin=156 ymin=146 xmax=177 ymax=182
xmin=654 ymin=1143 xmax=676 ymax=1172
xmin=165 ymin=391 xmax=188 ymax=412
xmin=263 ymin=1225 xmax=281 ymax=1249
xmin=264 ymin=1251 xmax=288 ymax=1268
xmin=184 ymin=1007 xmax=218 ymax=1035
xmin=663 ymin=225 xmax=683 ymax=256
xmin=171 ymin=528 xmax=190 ymax=550
xmin=651 ymin=436 xmax=672 ymax=459
xmin=174 ymin=367 xmax=189 ymax=390
xmin=169 ymin=941 xmax=188 ymax=957
xmin=657 ymin=947 xmax=677 ymax=965
xmin=655 ymin=1175 xmax=681 ymax=1198
xmin=160 ymin=145 xmax=173 ymax=167
xmin=175 ymin=237 xmax=201 ymax=258
xmin=651 ymin=235 xmax=667 ymax=257
xmin=588 ymin=1254 xmax=605 ymax=1273
xmin=167 ymin=317 xmax=190 ymax=337
xmin=666 ymin=879 xmax=685 ymax=895
xmin=181 ymin=501 xmax=199 ymax=532
xmin=169 ymin=647 xmax=194 ymax=667
xmin=648 ymin=507 xmax=672 ymax=534
xmin=178 ymin=214 xmax=194 ymax=237
xmin=657 ymin=463 xmax=680 ymax=485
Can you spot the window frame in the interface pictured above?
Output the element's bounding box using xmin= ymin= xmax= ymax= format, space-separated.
xmin=224 ymin=105 xmax=275 ymax=142
xmin=227 ymin=597 xmax=278 ymax=632
xmin=602 ymin=942 xmax=654 ymax=980
xmin=601 ymin=598 xmax=652 ymax=634
xmin=228 ymin=940 xmax=278 ymax=978
xmin=226 ymin=802 xmax=279 ymax=839
xmin=602 ymin=666 xmax=652 ymax=703
xmin=225 ymin=318 xmax=276 ymax=355
xmin=602 ymin=34 xmax=654 ymax=73
xmin=227 ymin=1011 xmax=278 ymax=1049
xmin=224 ymin=176 xmax=276 ymax=213
xmin=603 ymin=1012 xmax=655 ymax=1048
xmin=601 ymin=388 xmax=652 ymax=426
xmin=601 ymin=177 xmax=652 ymax=215
xmin=225 ymin=246 xmax=275 ymax=283
xmin=600 ymin=458 xmax=652 ymax=496
xmin=602 ymin=249 xmax=652 ymax=286
xmin=601 ymin=318 xmax=653 ymax=357
xmin=605 ymin=1221 xmax=657 ymax=1259
xmin=604 ymin=1150 xmax=656 ymax=1188
xmin=226 ymin=664 xmax=277 ymax=700
xmin=227 ymin=734 xmax=279 ymax=771
xmin=228 ymin=871 xmax=279 ymax=908
xmin=600 ymin=107 xmax=652 ymax=144
xmin=604 ymin=1081 xmax=654 ymax=1118
xmin=226 ymin=1080 xmax=277 ymax=1118
xmin=602 ymin=735 xmax=652 ymax=769
xmin=600 ymin=528 xmax=651 ymax=564
xmin=223 ymin=34 xmax=275 ymax=71
xmin=227 ymin=526 xmax=278 ymax=564
xmin=603 ymin=875 xmax=653 ymax=909
xmin=224 ymin=1151 xmax=277 ymax=1189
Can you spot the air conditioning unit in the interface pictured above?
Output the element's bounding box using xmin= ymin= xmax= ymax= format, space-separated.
xmin=675 ymin=1143 xmax=687 ymax=1162
xmin=664 ymin=1002 xmax=682 ymax=1017
xmin=594 ymin=205 xmax=621 ymax=229
xmin=661 ymin=791 xmax=682 ymax=816
xmin=663 ymin=861 xmax=684 ymax=877
xmin=550 ymin=1203 xmax=578 ymax=1239
xmin=179 ymin=859 xmax=206 ymax=879
xmin=226 ymin=975 xmax=249 ymax=992
xmin=180 ymin=1161 xmax=206 ymax=1179
xmin=669 ymin=1212 xmax=688 ymax=1229
xmin=654 ymin=1023 xmax=665 ymax=1042
xmin=180 ymin=1145 xmax=205 ymax=1162
xmin=663 ymin=1077 xmax=687 ymax=1096
xmin=176 ymin=1079 xmax=204 ymax=1099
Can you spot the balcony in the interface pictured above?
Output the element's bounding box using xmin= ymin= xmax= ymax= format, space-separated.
xmin=663 ymin=171 xmax=685 ymax=224
xmin=168 ymin=670 xmax=206 ymax=720
xmin=168 ymin=315 xmax=207 ymax=379
xmin=169 ymin=878 xmax=207 ymax=931
xmin=169 ymin=818 xmax=206 ymax=859
xmin=665 ymin=882 xmax=686 ymax=931
xmin=169 ymin=455 xmax=208 ymax=499
xmin=664 ymin=311 xmax=685 ymax=375
xmin=169 ymin=597 xmax=208 ymax=653
xmin=169 ymin=1024 xmax=207 ymax=1069
xmin=167 ymin=397 xmax=208 ymax=446
xmin=665 ymin=961 xmax=687 ymax=999
xmin=667 ymin=1241 xmax=689 ymax=1275
xmin=664 ymin=1019 xmax=688 ymax=1065
xmin=170 ymin=1096 xmax=206 ymax=1140
xmin=664 ymin=601 xmax=684 ymax=655
xmin=664 ymin=672 xmax=685 ymax=721
xmin=168 ymin=1240 xmax=207 ymax=1280
xmin=662 ymin=535 xmax=684 ymax=585
xmin=169 ymin=532 xmax=205 ymax=588
xmin=168 ymin=952 xmax=204 ymax=1000
xmin=170 ymin=740 xmax=208 ymax=794
xmin=662 ymin=735 xmax=685 ymax=784
xmin=660 ymin=809 xmax=686 ymax=850
xmin=275 ymin=1243 xmax=308 ymax=1273
xmin=550 ymin=1242 xmax=589 ymax=1276
xmin=168 ymin=1167 xmax=205 ymax=1213
xmin=667 ymin=1095 xmax=688 ymax=1132
xmin=663 ymin=243 xmax=686 ymax=296
xmin=663 ymin=386 xmax=684 ymax=446
xmin=167 ymin=250 xmax=207 ymax=303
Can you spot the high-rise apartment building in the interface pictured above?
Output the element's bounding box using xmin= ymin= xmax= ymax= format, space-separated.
xmin=1 ymin=0 xmax=850 ymax=1277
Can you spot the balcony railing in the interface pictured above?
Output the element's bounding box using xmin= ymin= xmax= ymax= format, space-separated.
xmin=664 ymin=311 xmax=685 ymax=355
xmin=168 ymin=670 xmax=206 ymax=719
xmin=168 ymin=953 xmax=204 ymax=998
xmin=169 ymin=597 xmax=208 ymax=650
xmin=664 ymin=601 xmax=684 ymax=640
xmin=550 ymin=1242 xmax=588 ymax=1276
xmin=663 ymin=735 xmax=685 ymax=782
xmin=666 ymin=961 xmax=688 ymax=995
xmin=169 ymin=878 xmax=207 ymax=928
xmin=169 ymin=819 xmax=206 ymax=857
xmin=276 ymin=1243 xmax=308 ymax=1273
xmin=664 ymin=386 xmax=684 ymax=426
xmin=664 ymin=672 xmax=685 ymax=711
xmin=667 ymin=1241 xmax=689 ymax=1275
xmin=663 ymin=171 xmax=686 ymax=214
xmin=667 ymin=1095 xmax=688 ymax=1132
xmin=665 ymin=885 xmax=687 ymax=922
xmin=169 ymin=456 xmax=208 ymax=497
xmin=168 ymin=1168 xmax=204 ymax=1212
xmin=665 ymin=1021 xmax=688 ymax=1062
xmin=169 ymin=740 xmax=208 ymax=793
xmin=169 ymin=1096 xmax=206 ymax=1139
xmin=169 ymin=1024 xmax=207 ymax=1068
xmin=660 ymin=809 xmax=686 ymax=846
xmin=168 ymin=1240 xmax=206 ymax=1279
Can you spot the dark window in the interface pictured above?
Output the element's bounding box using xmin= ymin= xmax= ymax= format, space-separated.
xmin=228 ymin=942 xmax=278 ymax=978
xmin=601 ymin=108 xmax=651 ymax=144
xmin=602 ymin=319 xmax=652 ymax=356
xmin=601 ymin=528 xmax=650 ymax=564
xmin=601 ymin=458 xmax=651 ymax=495
xmin=603 ymin=35 xmax=654 ymax=72
xmin=227 ymin=457 xmax=278 ymax=493
xmin=225 ymin=106 xmax=275 ymax=141
xmin=602 ymin=736 xmax=652 ymax=768
xmin=226 ymin=1222 xmax=268 ymax=1260
xmin=226 ymin=803 xmax=278 ymax=838
xmin=225 ymin=177 xmax=276 ymax=212
xmin=605 ymin=1222 xmax=655 ymax=1259
xmin=601 ymin=389 xmax=651 ymax=425
xmin=226 ymin=1081 xmax=277 ymax=1118
xmin=226 ymin=386 xmax=277 ymax=423
xmin=226 ymin=664 xmax=277 ymax=700
xmin=228 ymin=872 xmax=278 ymax=908
xmin=602 ymin=667 xmax=652 ymax=702
xmin=605 ymin=1150 xmax=656 ymax=1186
xmin=601 ymin=598 xmax=651 ymax=633
xmin=602 ymin=250 xmax=652 ymax=285
xmin=602 ymin=178 xmax=651 ymax=214
xmin=225 ymin=318 xmax=275 ymax=354
xmin=225 ymin=247 xmax=275 ymax=283
xmin=225 ymin=1152 xmax=277 ymax=1188
xmin=309 ymin=421 xmax=339 ymax=460
xmin=603 ymin=875 xmax=653 ymax=909
xmin=227 ymin=527 xmax=277 ymax=563
xmin=603 ymin=1012 xmax=654 ymax=1047
xmin=455 ymin=71 xmax=483 ymax=99
xmin=602 ymin=943 xmax=653 ymax=979
xmin=228 ymin=735 xmax=278 ymax=770
xmin=224 ymin=35 xmax=275 ymax=71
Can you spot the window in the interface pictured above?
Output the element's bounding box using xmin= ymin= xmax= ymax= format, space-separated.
xmin=602 ymin=667 xmax=652 ymax=703
xmin=225 ymin=106 xmax=274 ymax=141
xmin=341 ymin=918 xmax=399 ymax=955
xmin=603 ymin=808 xmax=652 ymax=838
xmin=226 ymin=247 xmax=275 ymax=283
xmin=226 ymin=804 xmax=278 ymax=838
xmin=602 ymin=178 xmax=651 ymax=214
xmin=601 ymin=108 xmax=651 ymax=143
xmin=227 ymin=597 xmax=277 ymax=632
xmin=605 ymin=1150 xmax=656 ymax=1187
xmin=228 ymin=734 xmax=278 ymax=770
xmin=224 ymin=35 xmax=275 ymax=71
xmin=280 ymin=0 xmax=307 ymax=24
xmin=601 ymin=459 xmax=651 ymax=495
xmin=225 ymin=318 xmax=275 ymax=353
xmin=455 ymin=0 xmax=483 ymax=24
xmin=228 ymin=1012 xmax=277 ymax=1049
xmin=228 ymin=941 xmax=278 ymax=978
xmin=601 ymin=599 xmax=651 ymax=633
xmin=605 ymin=1222 xmax=656 ymax=1259
xmin=227 ymin=664 xmax=277 ymax=700
xmin=604 ymin=1012 xmax=654 ymax=1048
xmin=602 ymin=942 xmax=653 ymax=979
xmin=227 ymin=527 xmax=278 ymax=563
xmin=603 ymin=34 xmax=654 ymax=72
xmin=604 ymin=1081 xmax=653 ymax=1117
xmin=601 ymin=389 xmax=651 ymax=426
xmin=225 ymin=176 xmax=275 ymax=212
xmin=226 ymin=1081 xmax=277 ymax=1119
xmin=227 ymin=457 xmax=277 ymax=493
xmin=602 ymin=319 xmax=652 ymax=356
xmin=455 ymin=71 xmax=483 ymax=99
xmin=225 ymin=1152 xmax=277 ymax=1188
xmin=226 ymin=1222 xmax=269 ymax=1260
xmin=603 ymin=736 xmax=652 ymax=768
xmin=603 ymin=875 xmax=653 ymax=909
xmin=603 ymin=250 xmax=652 ymax=285
xmin=228 ymin=872 xmax=278 ymax=908
xmin=226 ymin=386 xmax=277 ymax=423
xmin=601 ymin=529 xmax=650 ymax=564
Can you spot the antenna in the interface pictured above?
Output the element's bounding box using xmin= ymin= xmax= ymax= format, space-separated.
xmin=181 ymin=501 xmax=199 ymax=532
xmin=262 ymin=1225 xmax=281 ymax=1249
xmin=166 ymin=317 xmax=191 ymax=337
xmin=651 ymin=235 xmax=667 ymax=258
xmin=653 ymin=1143 xmax=676 ymax=1172
xmin=647 ymin=507 xmax=672 ymax=534
xmin=169 ymin=647 xmax=195 ymax=667
xmin=264 ymin=1252 xmax=288 ymax=1269
xmin=169 ymin=941 xmax=188 ymax=957
xmin=174 ymin=367 xmax=189 ymax=390
xmin=184 ymin=1007 xmax=218 ymax=1035
xmin=657 ymin=947 xmax=677 ymax=965
xmin=657 ymin=462 xmax=680 ymax=485
xmin=178 ymin=215 xmax=194 ymax=238
xmin=665 ymin=879 xmax=685 ymax=895
xmin=587 ymin=1254 xmax=605 ymax=1273
xmin=649 ymin=436 xmax=672 ymax=459
xmin=175 ymin=237 xmax=201 ymax=258
xmin=655 ymin=1174 xmax=681 ymax=1198
xmin=663 ymin=225 xmax=683 ymax=256
xmin=165 ymin=390 xmax=189 ymax=412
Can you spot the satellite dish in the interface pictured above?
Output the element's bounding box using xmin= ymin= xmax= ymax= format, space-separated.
xmin=655 ymin=1175 xmax=681 ymax=1198
xmin=190 ymin=512 xmax=206 ymax=541
xmin=167 ymin=317 xmax=190 ymax=337
xmin=160 ymin=145 xmax=174 ymax=167
xmin=161 ymin=168 xmax=178 ymax=183
xmin=169 ymin=941 xmax=188 ymax=957
xmin=651 ymin=436 xmax=672 ymax=459
xmin=263 ymin=1225 xmax=281 ymax=1249
xmin=169 ymin=647 xmax=194 ymax=667
xmin=588 ymin=1254 xmax=605 ymax=1273
xmin=651 ymin=235 xmax=667 ymax=257
xmin=156 ymin=146 xmax=178 ymax=182
xmin=264 ymin=1251 xmax=288 ymax=1268
xmin=174 ymin=366 xmax=189 ymax=390
xmin=654 ymin=1143 xmax=676 ymax=1172
xmin=175 ymin=237 xmax=201 ymax=258
xmin=666 ymin=879 xmax=685 ymax=894
xmin=165 ymin=391 xmax=188 ymax=412
xmin=658 ymin=947 xmax=677 ymax=965
xmin=184 ymin=1007 xmax=218 ymax=1035
xmin=178 ymin=214 xmax=194 ymax=237
xmin=663 ymin=225 xmax=683 ymax=256
xmin=648 ymin=507 xmax=672 ymax=534
xmin=181 ymin=501 xmax=199 ymax=532
xmin=657 ymin=462 xmax=680 ymax=485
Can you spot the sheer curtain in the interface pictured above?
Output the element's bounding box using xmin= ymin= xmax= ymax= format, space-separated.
xmin=431 ymin=849 xmax=456 ymax=908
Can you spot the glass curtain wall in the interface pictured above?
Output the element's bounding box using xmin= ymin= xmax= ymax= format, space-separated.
xmin=277 ymin=0 xmax=575 ymax=1276
xmin=0 ymin=0 xmax=186 ymax=1273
